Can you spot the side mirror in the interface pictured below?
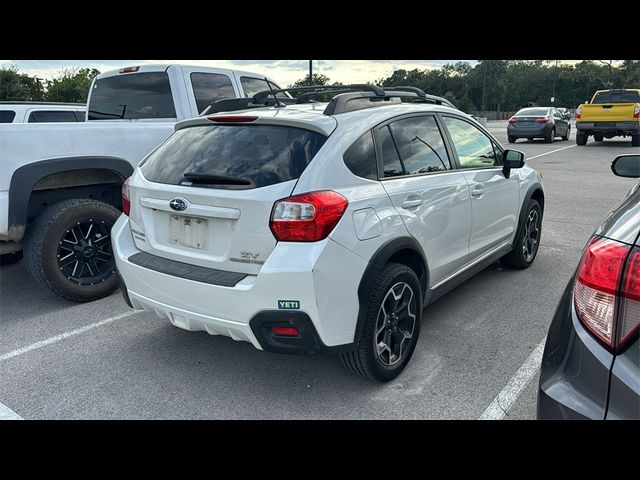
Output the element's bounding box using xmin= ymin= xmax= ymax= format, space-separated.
xmin=611 ymin=155 xmax=640 ymax=178
xmin=502 ymin=149 xmax=525 ymax=178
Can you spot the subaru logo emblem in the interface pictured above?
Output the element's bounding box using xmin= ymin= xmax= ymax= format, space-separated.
xmin=169 ymin=198 xmax=187 ymax=211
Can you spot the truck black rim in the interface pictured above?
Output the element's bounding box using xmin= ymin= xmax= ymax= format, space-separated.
xmin=57 ymin=218 xmax=115 ymax=286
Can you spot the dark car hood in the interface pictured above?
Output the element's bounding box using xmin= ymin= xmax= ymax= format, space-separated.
xmin=595 ymin=185 xmax=640 ymax=246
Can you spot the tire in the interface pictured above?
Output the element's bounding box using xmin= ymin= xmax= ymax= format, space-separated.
xmin=561 ymin=126 xmax=570 ymax=141
xmin=23 ymin=199 xmax=121 ymax=302
xmin=632 ymin=135 xmax=640 ymax=147
xmin=508 ymin=136 xmax=517 ymax=143
xmin=544 ymin=128 xmax=555 ymax=143
xmin=594 ymin=134 xmax=604 ymax=142
xmin=340 ymin=262 xmax=422 ymax=382
xmin=576 ymin=132 xmax=588 ymax=145
xmin=500 ymin=199 xmax=542 ymax=269
xmin=0 ymin=251 xmax=23 ymax=266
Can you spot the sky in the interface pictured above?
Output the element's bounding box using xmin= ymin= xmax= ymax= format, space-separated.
xmin=0 ymin=60 xmax=477 ymax=85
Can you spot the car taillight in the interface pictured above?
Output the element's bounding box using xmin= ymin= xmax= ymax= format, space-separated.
xmin=633 ymin=107 xmax=640 ymax=119
xmin=270 ymin=190 xmax=348 ymax=242
xmin=535 ymin=118 xmax=549 ymax=124
xmin=508 ymin=117 xmax=517 ymax=125
xmin=574 ymin=237 xmax=640 ymax=349
xmin=122 ymin=177 xmax=131 ymax=216
xmin=207 ymin=115 xmax=258 ymax=123
xmin=576 ymin=107 xmax=582 ymax=119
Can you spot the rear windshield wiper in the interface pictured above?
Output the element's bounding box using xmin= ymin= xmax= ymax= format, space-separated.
xmin=182 ymin=172 xmax=252 ymax=186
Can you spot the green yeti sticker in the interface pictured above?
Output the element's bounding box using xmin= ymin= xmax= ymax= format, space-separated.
xmin=278 ymin=300 xmax=300 ymax=310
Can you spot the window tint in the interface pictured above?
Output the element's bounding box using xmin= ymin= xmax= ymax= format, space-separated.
xmin=592 ymin=90 xmax=640 ymax=104
xmin=443 ymin=116 xmax=501 ymax=169
xmin=515 ymin=108 xmax=549 ymax=116
xmin=88 ymin=72 xmax=176 ymax=120
xmin=388 ymin=116 xmax=450 ymax=174
xmin=378 ymin=126 xmax=403 ymax=178
xmin=140 ymin=125 xmax=327 ymax=190
xmin=0 ymin=110 xmax=16 ymax=123
xmin=240 ymin=77 xmax=286 ymax=98
xmin=28 ymin=110 xmax=81 ymax=123
xmin=191 ymin=73 xmax=236 ymax=114
xmin=344 ymin=131 xmax=377 ymax=180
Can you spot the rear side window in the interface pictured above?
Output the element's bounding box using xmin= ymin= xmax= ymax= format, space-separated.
xmin=191 ymin=73 xmax=236 ymax=114
xmin=28 ymin=110 xmax=82 ymax=122
xmin=240 ymin=77 xmax=286 ymax=98
xmin=592 ymin=91 xmax=640 ymax=104
xmin=140 ymin=124 xmax=327 ymax=189
xmin=88 ymin=72 xmax=176 ymax=120
xmin=0 ymin=110 xmax=16 ymax=123
xmin=388 ymin=116 xmax=450 ymax=174
xmin=378 ymin=126 xmax=403 ymax=178
xmin=343 ymin=131 xmax=377 ymax=180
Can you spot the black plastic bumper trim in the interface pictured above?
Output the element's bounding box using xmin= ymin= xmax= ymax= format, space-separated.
xmin=128 ymin=251 xmax=247 ymax=287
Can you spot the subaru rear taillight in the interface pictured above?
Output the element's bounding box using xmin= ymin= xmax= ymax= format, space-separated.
xmin=270 ymin=190 xmax=348 ymax=242
xmin=633 ymin=107 xmax=640 ymax=119
xmin=536 ymin=118 xmax=549 ymax=124
xmin=576 ymin=107 xmax=582 ymax=120
xmin=122 ymin=177 xmax=131 ymax=216
xmin=574 ymin=237 xmax=640 ymax=350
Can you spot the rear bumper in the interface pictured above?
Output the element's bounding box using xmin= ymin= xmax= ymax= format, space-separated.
xmin=507 ymin=124 xmax=551 ymax=138
xmin=112 ymin=214 xmax=368 ymax=353
xmin=576 ymin=121 xmax=640 ymax=134
xmin=537 ymin=277 xmax=614 ymax=420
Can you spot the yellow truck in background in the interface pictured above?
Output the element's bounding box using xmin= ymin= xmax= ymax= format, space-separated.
xmin=575 ymin=89 xmax=640 ymax=146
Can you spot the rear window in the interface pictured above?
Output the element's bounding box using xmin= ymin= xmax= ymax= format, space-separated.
xmin=28 ymin=110 xmax=83 ymax=122
xmin=191 ymin=73 xmax=236 ymax=114
xmin=88 ymin=72 xmax=176 ymax=120
xmin=0 ymin=110 xmax=16 ymax=123
xmin=140 ymin=124 xmax=327 ymax=189
xmin=515 ymin=108 xmax=548 ymax=116
xmin=592 ymin=91 xmax=640 ymax=104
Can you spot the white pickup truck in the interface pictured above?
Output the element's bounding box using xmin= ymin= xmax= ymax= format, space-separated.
xmin=0 ymin=63 xmax=283 ymax=301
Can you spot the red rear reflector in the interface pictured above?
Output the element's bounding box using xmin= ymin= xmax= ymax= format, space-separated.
xmin=119 ymin=66 xmax=140 ymax=73
xmin=207 ymin=115 xmax=258 ymax=123
xmin=271 ymin=326 xmax=301 ymax=337
xmin=633 ymin=107 xmax=639 ymax=119
xmin=576 ymin=107 xmax=582 ymax=119
xmin=122 ymin=177 xmax=131 ymax=216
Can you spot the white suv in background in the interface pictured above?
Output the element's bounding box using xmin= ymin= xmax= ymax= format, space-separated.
xmin=113 ymin=85 xmax=545 ymax=381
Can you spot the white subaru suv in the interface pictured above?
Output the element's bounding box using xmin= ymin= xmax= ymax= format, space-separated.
xmin=112 ymin=85 xmax=544 ymax=382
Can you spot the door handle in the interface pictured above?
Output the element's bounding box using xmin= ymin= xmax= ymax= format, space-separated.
xmin=401 ymin=199 xmax=423 ymax=209
xmin=471 ymin=186 xmax=484 ymax=198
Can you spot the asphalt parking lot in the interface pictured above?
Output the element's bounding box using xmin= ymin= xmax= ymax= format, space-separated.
xmin=1 ymin=121 xmax=638 ymax=420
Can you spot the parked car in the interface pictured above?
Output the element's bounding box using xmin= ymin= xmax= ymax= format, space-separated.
xmin=0 ymin=64 xmax=283 ymax=301
xmin=575 ymin=89 xmax=640 ymax=146
xmin=507 ymin=107 xmax=570 ymax=143
xmin=113 ymin=85 xmax=545 ymax=382
xmin=0 ymin=102 xmax=85 ymax=124
xmin=556 ymin=107 xmax=571 ymax=121
xmin=538 ymin=154 xmax=640 ymax=419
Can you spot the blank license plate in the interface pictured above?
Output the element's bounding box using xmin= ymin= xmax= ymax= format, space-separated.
xmin=169 ymin=215 xmax=208 ymax=250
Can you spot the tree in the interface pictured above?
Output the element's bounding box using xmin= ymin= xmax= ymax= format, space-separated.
xmin=289 ymin=73 xmax=331 ymax=89
xmin=0 ymin=66 xmax=45 ymax=101
xmin=44 ymin=68 xmax=100 ymax=103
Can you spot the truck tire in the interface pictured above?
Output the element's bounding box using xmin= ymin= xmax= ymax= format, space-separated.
xmin=594 ymin=134 xmax=604 ymax=142
xmin=340 ymin=262 xmax=422 ymax=382
xmin=632 ymin=135 xmax=640 ymax=147
xmin=24 ymin=199 xmax=120 ymax=302
xmin=576 ymin=133 xmax=588 ymax=145
xmin=544 ymin=128 xmax=555 ymax=143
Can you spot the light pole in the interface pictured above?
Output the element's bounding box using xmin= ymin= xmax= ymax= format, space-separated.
xmin=551 ymin=59 xmax=558 ymax=105
xmin=309 ymin=60 xmax=313 ymax=85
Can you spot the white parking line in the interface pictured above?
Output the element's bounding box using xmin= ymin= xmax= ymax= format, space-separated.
xmin=0 ymin=310 xmax=136 ymax=363
xmin=479 ymin=336 xmax=547 ymax=420
xmin=0 ymin=402 xmax=23 ymax=420
xmin=527 ymin=143 xmax=586 ymax=160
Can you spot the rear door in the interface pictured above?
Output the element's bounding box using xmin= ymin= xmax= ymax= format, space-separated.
xmin=441 ymin=115 xmax=519 ymax=258
xmin=376 ymin=114 xmax=472 ymax=287
xmin=131 ymin=121 xmax=328 ymax=275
